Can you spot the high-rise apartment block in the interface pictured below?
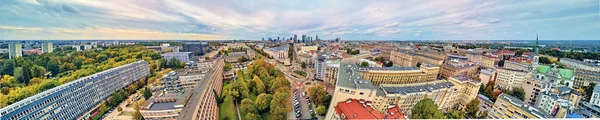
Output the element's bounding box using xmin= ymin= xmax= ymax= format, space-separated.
xmin=8 ymin=43 xmax=22 ymax=59
xmin=0 ymin=60 xmax=150 ymax=120
xmin=41 ymin=42 xmax=53 ymax=53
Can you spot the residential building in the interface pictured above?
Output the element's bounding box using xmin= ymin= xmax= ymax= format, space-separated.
xmin=178 ymin=58 xmax=224 ymax=120
xmin=41 ymin=42 xmax=53 ymax=53
xmin=578 ymin=102 xmax=600 ymax=118
xmin=537 ymin=92 xmax=573 ymax=118
xmin=479 ymin=68 xmax=496 ymax=86
xmin=504 ymin=60 xmax=531 ymax=71
xmin=8 ymin=43 xmax=22 ymax=59
xmin=590 ymin=84 xmax=600 ymax=106
xmin=390 ymin=50 xmax=418 ymax=67
xmin=246 ymin=49 xmax=255 ymax=59
xmin=326 ymin=62 xmax=478 ymax=118
xmin=466 ymin=52 xmax=483 ymax=65
xmin=574 ymin=70 xmax=600 ymax=89
xmin=560 ymin=58 xmax=600 ymax=72
xmin=315 ymin=56 xmax=327 ymax=80
xmin=0 ymin=60 xmax=150 ymax=120
xmin=481 ymin=55 xmax=497 ymax=68
xmin=522 ymin=77 xmax=552 ymax=106
xmin=330 ymin=99 xmax=405 ymax=120
xmin=357 ymin=64 xmax=439 ymax=85
xmin=495 ymin=68 xmax=532 ymax=90
xmin=324 ymin=60 xmax=340 ymax=85
xmin=488 ymin=93 xmax=551 ymax=119
xmin=162 ymin=52 xmax=192 ymax=63
xmin=440 ymin=59 xmax=477 ymax=79
xmin=447 ymin=75 xmax=482 ymax=110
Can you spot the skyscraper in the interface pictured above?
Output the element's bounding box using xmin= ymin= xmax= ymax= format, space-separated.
xmin=8 ymin=43 xmax=22 ymax=59
xmin=316 ymin=33 xmax=319 ymax=41
xmin=293 ymin=34 xmax=298 ymax=42
xmin=42 ymin=42 xmax=53 ymax=53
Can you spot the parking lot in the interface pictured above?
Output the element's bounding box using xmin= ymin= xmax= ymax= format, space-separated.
xmin=293 ymin=89 xmax=316 ymax=119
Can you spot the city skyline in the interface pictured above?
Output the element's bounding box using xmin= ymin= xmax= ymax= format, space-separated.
xmin=0 ymin=0 xmax=599 ymax=40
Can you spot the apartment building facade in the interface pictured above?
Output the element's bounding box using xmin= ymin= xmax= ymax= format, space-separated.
xmin=0 ymin=60 xmax=150 ymax=120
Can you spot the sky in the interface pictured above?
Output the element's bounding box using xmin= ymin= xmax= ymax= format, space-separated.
xmin=0 ymin=0 xmax=599 ymax=40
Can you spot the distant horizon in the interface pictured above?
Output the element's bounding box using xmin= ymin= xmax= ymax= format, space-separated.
xmin=3 ymin=39 xmax=600 ymax=41
xmin=1 ymin=0 xmax=599 ymax=40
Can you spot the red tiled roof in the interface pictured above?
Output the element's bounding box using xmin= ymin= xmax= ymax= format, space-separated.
xmin=334 ymin=99 xmax=405 ymax=120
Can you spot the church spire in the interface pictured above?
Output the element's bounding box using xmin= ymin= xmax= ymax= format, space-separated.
xmin=535 ymin=34 xmax=539 ymax=54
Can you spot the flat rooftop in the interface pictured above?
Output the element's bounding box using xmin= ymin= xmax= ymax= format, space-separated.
xmin=498 ymin=93 xmax=551 ymax=118
xmin=381 ymin=80 xmax=455 ymax=95
xmin=337 ymin=62 xmax=378 ymax=90
xmin=358 ymin=66 xmax=419 ymax=71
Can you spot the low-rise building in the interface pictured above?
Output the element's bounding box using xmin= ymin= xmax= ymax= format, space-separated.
xmin=481 ymin=55 xmax=498 ymax=68
xmin=331 ymin=99 xmax=405 ymax=120
xmin=225 ymin=52 xmax=247 ymax=62
xmin=140 ymin=91 xmax=193 ymax=120
xmin=264 ymin=45 xmax=289 ymax=63
xmin=560 ymin=58 xmax=600 ymax=72
xmin=488 ymin=93 xmax=551 ymax=119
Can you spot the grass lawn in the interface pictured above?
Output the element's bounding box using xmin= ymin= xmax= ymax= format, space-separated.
xmin=219 ymin=98 xmax=237 ymax=120
xmin=293 ymin=70 xmax=307 ymax=77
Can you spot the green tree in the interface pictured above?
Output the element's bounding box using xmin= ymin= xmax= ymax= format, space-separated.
xmin=143 ymin=87 xmax=153 ymax=99
xmin=316 ymin=105 xmax=327 ymax=116
xmin=46 ymin=60 xmax=59 ymax=76
xmin=446 ymin=110 xmax=466 ymax=119
xmin=308 ymin=85 xmax=327 ymax=106
xmin=466 ymin=99 xmax=480 ymax=117
xmin=411 ymin=98 xmax=444 ymax=119
xmin=584 ymin=83 xmax=596 ymax=102
xmin=255 ymin=93 xmax=272 ymax=112
xmin=224 ymin=62 xmax=232 ymax=71
xmin=253 ymin=76 xmax=266 ymax=94
xmin=244 ymin=113 xmax=261 ymax=120
xmin=360 ymin=61 xmax=369 ymax=66
xmin=241 ymin=98 xmax=257 ymax=114
xmin=539 ymin=56 xmax=552 ymax=64
xmin=301 ymin=62 xmax=306 ymax=69
xmin=506 ymin=87 xmax=525 ymax=101
xmin=14 ymin=67 xmax=29 ymax=84
xmin=31 ymin=65 xmax=47 ymax=78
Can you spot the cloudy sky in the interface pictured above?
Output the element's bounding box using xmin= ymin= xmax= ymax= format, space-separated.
xmin=0 ymin=0 xmax=598 ymax=40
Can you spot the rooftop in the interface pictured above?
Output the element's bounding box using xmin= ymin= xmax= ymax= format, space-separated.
xmin=333 ymin=99 xmax=405 ymax=120
xmin=178 ymin=65 xmax=217 ymax=119
xmin=381 ymin=80 xmax=455 ymax=95
xmin=561 ymin=58 xmax=600 ymax=67
xmin=358 ymin=66 xmax=420 ymax=71
xmin=162 ymin=52 xmax=192 ymax=56
xmin=498 ymin=93 xmax=551 ymax=118
xmin=450 ymin=75 xmax=481 ymax=84
xmin=336 ymin=62 xmax=378 ymax=90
